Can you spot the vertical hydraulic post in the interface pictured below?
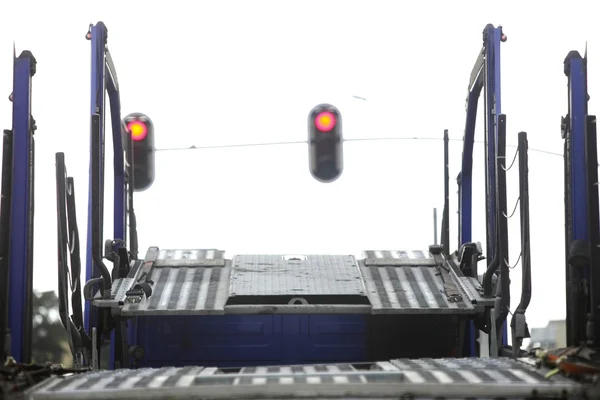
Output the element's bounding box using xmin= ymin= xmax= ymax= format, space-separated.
xmin=6 ymin=50 xmax=36 ymax=363
xmin=563 ymin=48 xmax=600 ymax=348
xmin=483 ymin=26 xmax=502 ymax=266
xmin=85 ymin=22 xmax=108 ymax=336
xmin=458 ymin=24 xmax=507 ymax=356
xmin=84 ymin=21 xmax=129 ymax=369
xmin=562 ymin=51 xmax=589 ymax=347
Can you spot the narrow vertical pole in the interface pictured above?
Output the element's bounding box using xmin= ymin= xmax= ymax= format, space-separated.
xmin=433 ymin=208 xmax=438 ymax=245
xmin=443 ymin=129 xmax=450 ymax=256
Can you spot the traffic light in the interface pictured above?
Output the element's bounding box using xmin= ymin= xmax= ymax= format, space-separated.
xmin=308 ymin=104 xmax=343 ymax=183
xmin=123 ymin=112 xmax=155 ymax=191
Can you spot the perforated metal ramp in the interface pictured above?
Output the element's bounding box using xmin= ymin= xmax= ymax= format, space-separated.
xmin=360 ymin=250 xmax=476 ymax=314
xmin=121 ymin=249 xmax=231 ymax=316
xmin=26 ymin=357 xmax=581 ymax=399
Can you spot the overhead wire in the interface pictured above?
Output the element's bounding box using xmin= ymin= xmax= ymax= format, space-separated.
xmin=153 ymin=136 xmax=565 ymax=158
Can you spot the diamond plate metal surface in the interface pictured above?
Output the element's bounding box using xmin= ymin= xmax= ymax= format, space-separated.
xmin=229 ymin=254 xmax=366 ymax=297
xmin=28 ymin=358 xmax=578 ymax=399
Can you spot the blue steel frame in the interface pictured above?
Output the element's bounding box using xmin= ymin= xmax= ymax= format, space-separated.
xmin=8 ymin=50 xmax=36 ymax=363
xmin=457 ymin=24 xmax=507 ymax=356
xmin=563 ymin=51 xmax=590 ymax=346
xmin=84 ymin=22 xmax=127 ymax=368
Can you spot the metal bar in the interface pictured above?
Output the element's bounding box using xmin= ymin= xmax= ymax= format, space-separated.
xmin=442 ymin=129 xmax=450 ymax=256
xmin=457 ymin=27 xmax=489 ymax=359
xmin=126 ymin=123 xmax=138 ymax=259
xmin=85 ymin=22 xmax=107 ymax=333
xmin=512 ymin=131 xmax=532 ymax=357
xmin=105 ymin=49 xmax=119 ymax=93
xmin=26 ymin=113 xmax=35 ymax=362
xmin=483 ymin=24 xmax=498 ymax=266
xmin=585 ymin=115 xmax=600 ymax=346
xmin=105 ymin=36 xmax=128 ymax=372
xmin=494 ymin=25 xmax=509 ymax=348
xmin=458 ymin=87 xmax=481 ymax=245
xmin=458 ymin=24 xmax=505 ymax=356
xmin=90 ymin=112 xmax=111 ymax=294
xmin=563 ymin=105 xmax=574 ymax=346
xmin=433 ymin=208 xmax=438 ymax=245
xmin=468 ymin=50 xmax=485 ymax=92
xmin=106 ymin=82 xmax=126 ymax=247
xmin=8 ymin=51 xmax=36 ymax=363
xmin=494 ymin=114 xmax=509 ymax=350
xmin=84 ymin=22 xmax=130 ymax=370
xmin=563 ymin=50 xmax=589 ymax=346
xmin=224 ymin=304 xmax=372 ymax=314
xmin=0 ymin=129 xmax=13 ymax=361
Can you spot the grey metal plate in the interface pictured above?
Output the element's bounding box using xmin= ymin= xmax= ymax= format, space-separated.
xmin=27 ymin=358 xmax=579 ymax=399
xmin=359 ymin=254 xmax=475 ymax=314
xmin=121 ymin=248 xmax=231 ymax=316
xmin=229 ymin=255 xmax=366 ymax=297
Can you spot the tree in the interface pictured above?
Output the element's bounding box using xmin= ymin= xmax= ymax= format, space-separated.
xmin=31 ymin=291 xmax=71 ymax=366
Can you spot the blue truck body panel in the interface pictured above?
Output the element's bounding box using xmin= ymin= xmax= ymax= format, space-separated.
xmin=133 ymin=315 xmax=367 ymax=368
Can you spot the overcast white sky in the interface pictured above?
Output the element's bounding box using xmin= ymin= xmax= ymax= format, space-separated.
xmin=0 ymin=0 xmax=598 ymax=330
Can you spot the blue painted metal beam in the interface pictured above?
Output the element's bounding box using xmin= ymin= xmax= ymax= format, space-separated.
xmin=84 ymin=22 xmax=128 ymax=369
xmin=84 ymin=22 xmax=107 ymax=335
xmin=563 ymin=51 xmax=589 ymax=346
xmin=8 ymin=50 xmax=36 ymax=363
xmin=483 ymin=26 xmax=499 ymax=264
xmin=458 ymin=24 xmax=507 ymax=355
xmin=485 ymin=26 xmax=509 ymax=347
xmin=567 ymin=54 xmax=588 ymax=243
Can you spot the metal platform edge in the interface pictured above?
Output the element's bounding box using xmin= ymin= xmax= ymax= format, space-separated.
xmin=23 ymin=357 xmax=586 ymax=400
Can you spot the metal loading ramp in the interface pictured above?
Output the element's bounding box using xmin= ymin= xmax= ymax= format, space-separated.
xmin=120 ymin=248 xmax=231 ymax=316
xmin=26 ymin=358 xmax=579 ymax=399
xmin=115 ymin=248 xmax=478 ymax=316
xmin=360 ymin=250 xmax=476 ymax=314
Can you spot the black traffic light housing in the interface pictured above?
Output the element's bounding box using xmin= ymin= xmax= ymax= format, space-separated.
xmin=123 ymin=112 xmax=155 ymax=192
xmin=308 ymin=104 xmax=343 ymax=183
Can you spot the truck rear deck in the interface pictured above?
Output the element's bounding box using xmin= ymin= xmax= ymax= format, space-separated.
xmin=92 ymin=247 xmax=488 ymax=368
